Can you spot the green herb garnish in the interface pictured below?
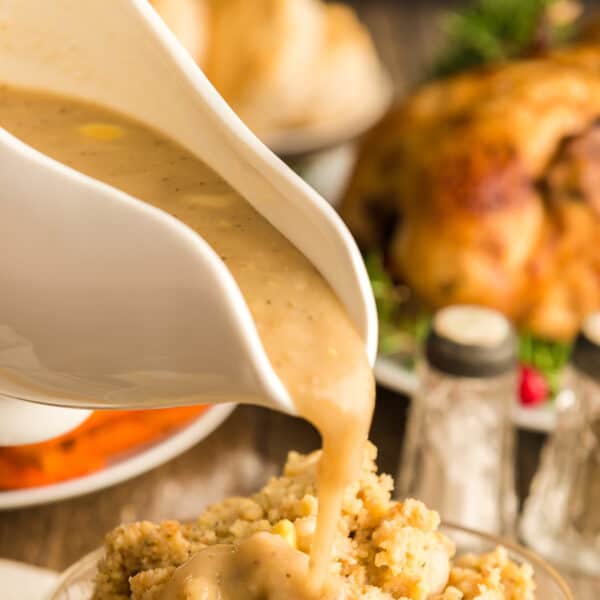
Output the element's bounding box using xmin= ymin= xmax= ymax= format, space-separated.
xmin=365 ymin=253 xmax=406 ymax=355
xmin=519 ymin=332 xmax=571 ymax=395
xmin=365 ymin=253 xmax=431 ymax=357
xmin=365 ymin=253 xmax=573 ymax=398
xmin=429 ymin=0 xmax=581 ymax=79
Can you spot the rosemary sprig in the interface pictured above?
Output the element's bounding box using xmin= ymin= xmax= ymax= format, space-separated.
xmin=429 ymin=0 xmax=582 ymax=79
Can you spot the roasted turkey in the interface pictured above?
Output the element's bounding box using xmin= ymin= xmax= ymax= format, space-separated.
xmin=341 ymin=43 xmax=600 ymax=341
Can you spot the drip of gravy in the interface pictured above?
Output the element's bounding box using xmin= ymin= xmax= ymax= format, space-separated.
xmin=0 ymin=87 xmax=374 ymax=597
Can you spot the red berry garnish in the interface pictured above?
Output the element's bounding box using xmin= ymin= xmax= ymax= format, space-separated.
xmin=519 ymin=365 xmax=549 ymax=407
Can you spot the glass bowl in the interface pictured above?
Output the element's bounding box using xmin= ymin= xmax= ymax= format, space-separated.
xmin=47 ymin=523 xmax=573 ymax=599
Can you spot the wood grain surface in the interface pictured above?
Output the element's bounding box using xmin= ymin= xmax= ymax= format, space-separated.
xmin=1 ymin=1 xmax=598 ymax=598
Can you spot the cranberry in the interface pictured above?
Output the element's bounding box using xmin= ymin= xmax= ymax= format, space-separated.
xmin=519 ymin=365 xmax=549 ymax=407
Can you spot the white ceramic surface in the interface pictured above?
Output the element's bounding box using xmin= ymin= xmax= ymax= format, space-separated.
xmin=0 ymin=0 xmax=377 ymax=442
xmin=0 ymin=404 xmax=234 ymax=510
xmin=0 ymin=398 xmax=91 ymax=446
xmin=293 ymin=144 xmax=359 ymax=206
xmin=0 ymin=559 xmax=58 ymax=600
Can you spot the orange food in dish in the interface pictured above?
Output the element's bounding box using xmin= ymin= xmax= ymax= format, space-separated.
xmin=0 ymin=407 xmax=208 ymax=490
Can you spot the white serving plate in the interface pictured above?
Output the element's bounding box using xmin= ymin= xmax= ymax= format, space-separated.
xmin=0 ymin=404 xmax=234 ymax=510
xmin=0 ymin=559 xmax=58 ymax=600
xmin=261 ymin=75 xmax=393 ymax=158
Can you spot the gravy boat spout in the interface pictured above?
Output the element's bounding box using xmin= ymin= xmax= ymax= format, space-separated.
xmin=0 ymin=0 xmax=377 ymax=438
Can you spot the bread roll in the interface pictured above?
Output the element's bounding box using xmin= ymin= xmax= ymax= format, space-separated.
xmin=204 ymin=0 xmax=325 ymax=131
xmin=303 ymin=4 xmax=385 ymax=127
xmin=152 ymin=0 xmax=386 ymax=138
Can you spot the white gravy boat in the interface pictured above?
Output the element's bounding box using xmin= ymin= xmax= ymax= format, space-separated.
xmin=0 ymin=0 xmax=377 ymax=444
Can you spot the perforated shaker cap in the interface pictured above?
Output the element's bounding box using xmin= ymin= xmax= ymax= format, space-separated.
xmin=572 ymin=313 xmax=600 ymax=382
xmin=426 ymin=305 xmax=517 ymax=378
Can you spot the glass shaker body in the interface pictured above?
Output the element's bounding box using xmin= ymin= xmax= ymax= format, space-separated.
xmin=520 ymin=367 xmax=600 ymax=575
xmin=398 ymin=364 xmax=518 ymax=536
xmin=397 ymin=305 xmax=518 ymax=537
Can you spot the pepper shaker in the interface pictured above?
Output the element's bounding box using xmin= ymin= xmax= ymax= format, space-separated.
xmin=520 ymin=313 xmax=600 ymax=576
xmin=397 ymin=305 xmax=518 ymax=536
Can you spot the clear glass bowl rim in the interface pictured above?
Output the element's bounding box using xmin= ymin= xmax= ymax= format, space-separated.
xmin=47 ymin=521 xmax=574 ymax=600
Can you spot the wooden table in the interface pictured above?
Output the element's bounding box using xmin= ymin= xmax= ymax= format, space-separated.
xmin=1 ymin=1 xmax=598 ymax=598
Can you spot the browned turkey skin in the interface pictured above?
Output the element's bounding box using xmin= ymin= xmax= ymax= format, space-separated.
xmin=341 ymin=44 xmax=600 ymax=340
xmin=546 ymin=122 xmax=600 ymax=215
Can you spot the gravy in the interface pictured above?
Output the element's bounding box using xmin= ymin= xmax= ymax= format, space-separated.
xmin=160 ymin=532 xmax=341 ymax=600
xmin=0 ymin=88 xmax=374 ymax=597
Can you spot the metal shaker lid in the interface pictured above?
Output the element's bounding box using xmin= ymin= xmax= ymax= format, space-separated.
xmin=572 ymin=313 xmax=600 ymax=382
xmin=426 ymin=305 xmax=517 ymax=377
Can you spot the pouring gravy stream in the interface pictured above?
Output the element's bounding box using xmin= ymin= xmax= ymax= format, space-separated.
xmin=0 ymin=88 xmax=374 ymax=597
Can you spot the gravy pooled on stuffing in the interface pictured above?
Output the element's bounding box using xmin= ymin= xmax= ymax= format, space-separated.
xmin=0 ymin=87 xmax=374 ymax=597
xmin=159 ymin=533 xmax=342 ymax=600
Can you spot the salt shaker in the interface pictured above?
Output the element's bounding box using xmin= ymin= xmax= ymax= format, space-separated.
xmin=520 ymin=313 xmax=600 ymax=576
xmin=397 ymin=305 xmax=518 ymax=536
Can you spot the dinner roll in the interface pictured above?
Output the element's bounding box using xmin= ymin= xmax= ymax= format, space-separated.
xmin=204 ymin=0 xmax=325 ymax=131
xmin=303 ymin=4 xmax=386 ymax=127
